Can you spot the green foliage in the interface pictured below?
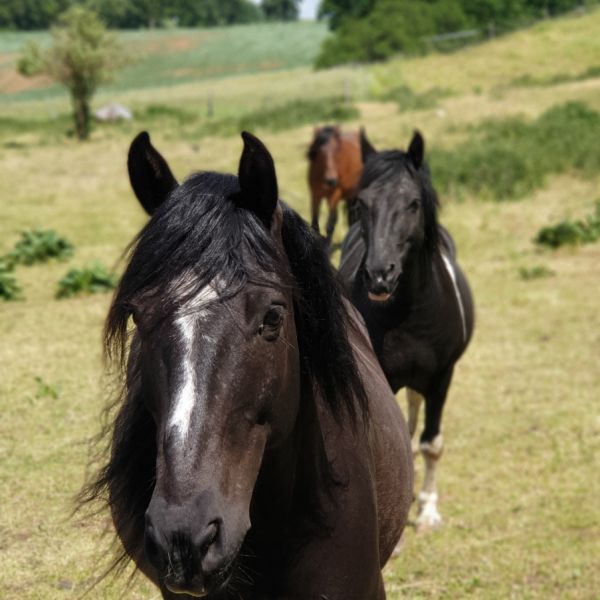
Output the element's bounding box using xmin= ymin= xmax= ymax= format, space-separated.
xmin=0 ymin=0 xmax=263 ymax=29
xmin=518 ymin=264 xmax=555 ymax=280
xmin=535 ymin=202 xmax=600 ymax=248
xmin=56 ymin=263 xmax=117 ymax=299
xmin=262 ymin=0 xmax=300 ymax=21
xmin=7 ymin=229 xmax=74 ymax=267
xmin=316 ymin=0 xmax=598 ymax=67
xmin=0 ymin=259 xmax=22 ymax=301
xmin=18 ymin=6 xmax=130 ymax=140
xmin=316 ymin=0 xmax=445 ymax=68
xmin=318 ymin=0 xmax=376 ymax=30
xmin=430 ymin=102 xmax=600 ymax=200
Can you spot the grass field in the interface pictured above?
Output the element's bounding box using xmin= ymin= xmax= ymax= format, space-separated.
xmin=1 ymin=9 xmax=599 ymax=600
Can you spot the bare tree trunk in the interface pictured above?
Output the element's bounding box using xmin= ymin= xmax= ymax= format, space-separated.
xmin=72 ymin=91 xmax=91 ymax=140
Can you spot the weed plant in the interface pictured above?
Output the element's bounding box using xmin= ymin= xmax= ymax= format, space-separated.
xmin=56 ymin=263 xmax=117 ymax=299
xmin=7 ymin=229 xmax=74 ymax=267
xmin=535 ymin=201 xmax=600 ymax=248
xmin=0 ymin=259 xmax=21 ymax=301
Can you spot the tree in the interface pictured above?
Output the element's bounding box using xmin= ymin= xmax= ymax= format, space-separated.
xmin=318 ymin=0 xmax=376 ymax=30
xmin=262 ymin=0 xmax=300 ymax=21
xmin=17 ymin=6 xmax=130 ymax=140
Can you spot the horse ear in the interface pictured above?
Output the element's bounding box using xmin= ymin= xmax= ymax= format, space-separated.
xmin=360 ymin=127 xmax=377 ymax=164
xmin=238 ymin=131 xmax=278 ymax=227
xmin=127 ymin=131 xmax=178 ymax=215
xmin=407 ymin=130 xmax=425 ymax=169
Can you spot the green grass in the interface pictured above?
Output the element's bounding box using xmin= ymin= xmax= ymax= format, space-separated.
xmin=1 ymin=7 xmax=600 ymax=600
xmin=518 ymin=264 xmax=555 ymax=280
xmin=430 ymin=102 xmax=600 ymax=200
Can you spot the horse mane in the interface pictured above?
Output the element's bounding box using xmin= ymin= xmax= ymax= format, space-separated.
xmin=78 ymin=171 xmax=368 ymax=577
xmin=361 ymin=150 xmax=440 ymax=259
xmin=306 ymin=126 xmax=338 ymax=161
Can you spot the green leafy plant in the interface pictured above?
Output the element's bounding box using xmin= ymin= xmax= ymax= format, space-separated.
xmin=518 ymin=265 xmax=555 ymax=280
xmin=56 ymin=263 xmax=117 ymax=299
xmin=535 ymin=202 xmax=600 ymax=248
xmin=7 ymin=229 xmax=74 ymax=267
xmin=0 ymin=259 xmax=22 ymax=301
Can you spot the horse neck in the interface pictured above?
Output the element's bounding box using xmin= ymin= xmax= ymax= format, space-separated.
xmin=389 ymin=244 xmax=436 ymax=309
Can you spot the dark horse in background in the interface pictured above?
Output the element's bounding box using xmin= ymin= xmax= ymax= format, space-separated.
xmin=81 ymin=131 xmax=413 ymax=599
xmin=339 ymin=130 xmax=474 ymax=531
xmin=307 ymin=125 xmax=363 ymax=245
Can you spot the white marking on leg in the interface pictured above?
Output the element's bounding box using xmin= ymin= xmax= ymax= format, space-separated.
xmin=416 ymin=434 xmax=444 ymax=529
xmin=440 ymin=252 xmax=467 ymax=343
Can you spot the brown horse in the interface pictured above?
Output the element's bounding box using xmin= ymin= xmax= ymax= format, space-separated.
xmin=307 ymin=125 xmax=363 ymax=244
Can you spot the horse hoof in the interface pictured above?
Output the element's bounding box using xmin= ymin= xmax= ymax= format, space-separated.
xmin=415 ymin=514 xmax=443 ymax=534
xmin=415 ymin=491 xmax=442 ymax=533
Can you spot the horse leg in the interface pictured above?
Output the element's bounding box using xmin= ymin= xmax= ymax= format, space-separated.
xmin=417 ymin=367 xmax=454 ymax=531
xmin=406 ymin=388 xmax=424 ymax=457
xmin=325 ymin=190 xmax=342 ymax=246
xmin=311 ymin=191 xmax=321 ymax=233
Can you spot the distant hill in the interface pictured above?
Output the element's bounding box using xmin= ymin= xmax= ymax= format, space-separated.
xmin=0 ymin=21 xmax=329 ymax=102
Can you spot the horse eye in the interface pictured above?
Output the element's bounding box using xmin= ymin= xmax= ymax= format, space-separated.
xmin=408 ymin=199 xmax=420 ymax=212
xmin=259 ymin=306 xmax=284 ymax=339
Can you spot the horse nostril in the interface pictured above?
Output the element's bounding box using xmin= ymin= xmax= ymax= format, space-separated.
xmin=387 ymin=263 xmax=395 ymax=275
xmin=198 ymin=521 xmax=220 ymax=557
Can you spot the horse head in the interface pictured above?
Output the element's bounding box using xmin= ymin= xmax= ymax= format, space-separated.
xmin=121 ymin=131 xmax=301 ymax=596
xmin=357 ymin=130 xmax=438 ymax=302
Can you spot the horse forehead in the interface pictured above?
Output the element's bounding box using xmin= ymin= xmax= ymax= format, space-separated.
xmin=172 ymin=276 xmax=223 ymax=323
xmin=367 ymin=173 xmax=418 ymax=202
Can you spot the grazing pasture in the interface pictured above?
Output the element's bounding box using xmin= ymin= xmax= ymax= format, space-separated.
xmin=1 ymin=9 xmax=599 ymax=600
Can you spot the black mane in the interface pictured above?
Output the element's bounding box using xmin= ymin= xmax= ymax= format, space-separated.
xmin=105 ymin=170 xmax=367 ymax=421
xmin=361 ymin=150 xmax=440 ymax=258
xmin=307 ymin=126 xmax=337 ymax=161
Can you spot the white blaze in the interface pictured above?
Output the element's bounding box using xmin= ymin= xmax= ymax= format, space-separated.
xmin=167 ymin=282 xmax=220 ymax=441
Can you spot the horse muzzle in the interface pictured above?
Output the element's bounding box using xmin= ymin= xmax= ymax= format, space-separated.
xmin=364 ymin=264 xmax=399 ymax=302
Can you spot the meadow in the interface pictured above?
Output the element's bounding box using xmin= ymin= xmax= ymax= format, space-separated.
xmin=1 ymin=9 xmax=599 ymax=600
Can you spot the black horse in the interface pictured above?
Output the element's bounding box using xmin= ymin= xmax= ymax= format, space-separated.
xmin=80 ymin=131 xmax=413 ymax=599
xmin=339 ymin=130 xmax=474 ymax=531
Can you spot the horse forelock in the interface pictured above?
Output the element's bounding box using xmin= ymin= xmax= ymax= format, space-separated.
xmin=307 ymin=126 xmax=339 ymax=161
